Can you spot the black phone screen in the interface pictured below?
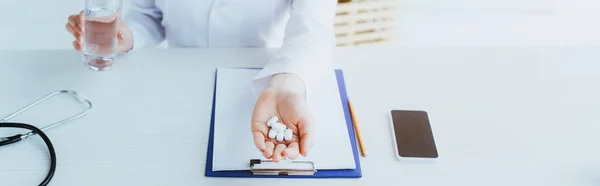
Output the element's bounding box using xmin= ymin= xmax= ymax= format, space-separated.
xmin=391 ymin=110 xmax=438 ymax=158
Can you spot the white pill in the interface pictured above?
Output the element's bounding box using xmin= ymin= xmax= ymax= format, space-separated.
xmin=272 ymin=122 xmax=287 ymax=131
xmin=267 ymin=116 xmax=278 ymax=126
xmin=268 ymin=128 xmax=278 ymax=139
xmin=284 ymin=129 xmax=292 ymax=141
xmin=276 ymin=130 xmax=285 ymax=141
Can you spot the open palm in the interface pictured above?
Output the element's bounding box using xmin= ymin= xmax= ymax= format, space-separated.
xmin=251 ymin=74 xmax=314 ymax=162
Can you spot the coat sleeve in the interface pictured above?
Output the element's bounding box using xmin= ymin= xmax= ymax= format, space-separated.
xmin=121 ymin=0 xmax=166 ymax=52
xmin=251 ymin=0 xmax=338 ymax=99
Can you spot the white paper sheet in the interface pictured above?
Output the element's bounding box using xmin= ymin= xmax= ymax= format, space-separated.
xmin=212 ymin=68 xmax=355 ymax=171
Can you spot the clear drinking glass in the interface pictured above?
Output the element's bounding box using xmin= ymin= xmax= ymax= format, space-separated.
xmin=82 ymin=0 xmax=122 ymax=71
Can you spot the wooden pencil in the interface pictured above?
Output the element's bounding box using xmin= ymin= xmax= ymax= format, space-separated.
xmin=348 ymin=100 xmax=367 ymax=157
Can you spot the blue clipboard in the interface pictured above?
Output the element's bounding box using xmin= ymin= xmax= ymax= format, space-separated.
xmin=205 ymin=69 xmax=362 ymax=178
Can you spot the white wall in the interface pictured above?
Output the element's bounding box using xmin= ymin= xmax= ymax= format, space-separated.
xmin=395 ymin=0 xmax=600 ymax=46
xmin=0 ymin=0 xmax=82 ymax=50
xmin=0 ymin=0 xmax=599 ymax=50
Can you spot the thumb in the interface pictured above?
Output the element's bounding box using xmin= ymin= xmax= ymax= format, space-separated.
xmin=116 ymin=22 xmax=135 ymax=53
xmin=118 ymin=31 xmax=123 ymax=41
xmin=117 ymin=31 xmax=132 ymax=53
xmin=299 ymin=118 xmax=315 ymax=157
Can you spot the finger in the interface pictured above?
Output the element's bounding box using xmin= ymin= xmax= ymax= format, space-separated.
xmin=73 ymin=40 xmax=81 ymax=51
xmin=251 ymin=121 xmax=268 ymax=134
xmin=74 ymin=32 xmax=81 ymax=41
xmin=68 ymin=15 xmax=75 ymax=26
xmin=68 ymin=15 xmax=79 ymax=28
xmin=299 ymin=118 xmax=315 ymax=157
xmin=66 ymin=24 xmax=81 ymax=38
xmin=300 ymin=133 xmax=314 ymax=157
xmin=66 ymin=23 xmax=75 ymax=35
xmin=68 ymin=15 xmax=83 ymax=34
xmin=77 ymin=11 xmax=84 ymax=27
xmin=250 ymin=121 xmax=269 ymax=143
xmin=250 ymin=119 xmax=270 ymax=154
xmin=282 ymin=142 xmax=300 ymax=160
xmin=252 ymin=131 xmax=266 ymax=151
xmin=272 ymin=144 xmax=287 ymax=163
xmin=251 ymin=117 xmax=270 ymax=133
xmin=262 ymin=141 xmax=275 ymax=159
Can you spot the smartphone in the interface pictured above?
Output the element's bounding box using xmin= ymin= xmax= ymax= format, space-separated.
xmin=389 ymin=110 xmax=438 ymax=161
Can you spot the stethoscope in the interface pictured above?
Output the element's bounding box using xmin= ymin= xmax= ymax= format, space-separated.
xmin=0 ymin=90 xmax=92 ymax=186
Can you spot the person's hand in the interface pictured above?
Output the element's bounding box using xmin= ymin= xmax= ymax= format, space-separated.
xmin=65 ymin=11 xmax=133 ymax=53
xmin=251 ymin=73 xmax=314 ymax=162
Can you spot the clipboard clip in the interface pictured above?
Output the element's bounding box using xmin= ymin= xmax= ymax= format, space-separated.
xmin=250 ymin=159 xmax=316 ymax=176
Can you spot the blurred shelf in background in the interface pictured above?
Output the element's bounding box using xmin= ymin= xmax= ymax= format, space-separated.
xmin=336 ymin=0 xmax=397 ymax=46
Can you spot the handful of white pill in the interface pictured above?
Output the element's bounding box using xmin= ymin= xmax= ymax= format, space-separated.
xmin=266 ymin=116 xmax=293 ymax=141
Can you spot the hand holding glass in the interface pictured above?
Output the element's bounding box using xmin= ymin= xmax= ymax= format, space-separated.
xmin=82 ymin=0 xmax=122 ymax=71
xmin=66 ymin=0 xmax=131 ymax=71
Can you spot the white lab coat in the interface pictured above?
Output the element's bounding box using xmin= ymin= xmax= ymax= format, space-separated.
xmin=121 ymin=0 xmax=337 ymax=97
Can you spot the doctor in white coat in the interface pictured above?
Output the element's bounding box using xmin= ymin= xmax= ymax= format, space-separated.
xmin=66 ymin=0 xmax=337 ymax=162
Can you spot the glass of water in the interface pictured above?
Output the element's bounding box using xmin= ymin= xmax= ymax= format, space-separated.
xmin=82 ymin=0 xmax=122 ymax=71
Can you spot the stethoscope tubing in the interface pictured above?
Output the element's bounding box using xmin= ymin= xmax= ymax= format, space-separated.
xmin=0 ymin=90 xmax=92 ymax=186
xmin=0 ymin=122 xmax=56 ymax=186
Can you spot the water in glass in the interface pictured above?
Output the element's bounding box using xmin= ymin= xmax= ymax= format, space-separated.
xmin=82 ymin=0 xmax=121 ymax=71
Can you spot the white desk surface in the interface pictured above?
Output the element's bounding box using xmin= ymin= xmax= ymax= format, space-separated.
xmin=0 ymin=46 xmax=599 ymax=186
